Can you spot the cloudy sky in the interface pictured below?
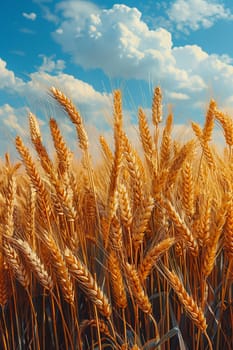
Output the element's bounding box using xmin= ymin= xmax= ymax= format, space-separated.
xmin=1 ymin=0 xmax=233 ymax=156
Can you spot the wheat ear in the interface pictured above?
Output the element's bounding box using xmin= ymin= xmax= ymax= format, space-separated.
xmin=202 ymin=99 xmax=216 ymax=143
xmin=49 ymin=117 xmax=72 ymax=177
xmin=118 ymin=184 xmax=133 ymax=229
xmin=132 ymin=196 xmax=154 ymax=249
xmin=29 ymin=112 xmax=54 ymax=176
xmin=64 ymin=248 xmax=112 ymax=318
xmin=224 ymin=198 xmax=233 ymax=259
xmin=99 ymin=135 xmax=114 ymax=163
xmin=215 ymin=109 xmax=233 ymax=147
xmin=165 ymin=140 xmax=194 ymax=192
xmin=15 ymin=136 xmax=52 ymax=217
xmin=51 ymin=87 xmax=88 ymax=151
xmin=162 ymin=199 xmax=198 ymax=256
xmin=3 ymin=242 xmax=30 ymax=289
xmin=0 ymin=252 xmax=10 ymax=306
xmin=181 ymin=161 xmax=194 ymax=217
xmin=80 ymin=319 xmax=111 ymax=337
xmin=152 ymin=86 xmax=162 ymax=126
xmin=138 ymin=237 xmax=175 ymax=282
xmin=108 ymin=250 xmax=127 ymax=309
xmin=122 ymin=132 xmax=143 ymax=208
xmin=138 ymin=107 xmax=154 ymax=170
xmin=163 ymin=266 xmax=207 ymax=332
xmin=202 ymin=198 xmax=228 ymax=278
xmin=8 ymin=238 xmax=53 ymax=291
xmin=124 ymin=262 xmax=152 ymax=314
xmin=41 ymin=232 xmax=74 ymax=303
xmin=160 ymin=112 xmax=173 ymax=169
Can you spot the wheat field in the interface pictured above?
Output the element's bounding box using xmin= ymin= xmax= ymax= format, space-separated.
xmin=0 ymin=86 xmax=232 ymax=349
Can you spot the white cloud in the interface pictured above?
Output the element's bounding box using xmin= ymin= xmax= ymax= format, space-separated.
xmin=20 ymin=28 xmax=35 ymax=35
xmin=55 ymin=28 xmax=63 ymax=34
xmin=0 ymin=59 xmax=24 ymax=90
xmin=33 ymin=0 xmax=58 ymax=23
xmin=22 ymin=12 xmax=37 ymax=21
xmin=167 ymin=0 xmax=233 ymax=32
xmin=53 ymin=3 xmax=199 ymax=89
xmin=51 ymin=2 xmax=233 ymax=113
xmin=0 ymin=104 xmax=26 ymax=135
xmin=38 ymin=55 xmax=66 ymax=73
xmin=168 ymin=92 xmax=190 ymax=100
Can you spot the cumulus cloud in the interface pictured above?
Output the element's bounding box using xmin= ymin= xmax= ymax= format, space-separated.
xmin=53 ymin=2 xmax=206 ymax=93
xmin=167 ymin=0 xmax=233 ymax=32
xmin=53 ymin=0 xmax=233 ymax=106
xmin=22 ymin=12 xmax=37 ymax=21
xmin=0 ymin=104 xmax=27 ymax=135
xmin=51 ymin=1 xmax=233 ymax=111
xmin=38 ymin=55 xmax=66 ymax=73
xmin=0 ymin=59 xmax=24 ymax=90
xmin=167 ymin=92 xmax=190 ymax=100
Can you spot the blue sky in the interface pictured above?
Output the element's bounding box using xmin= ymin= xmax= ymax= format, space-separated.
xmin=1 ymin=0 xmax=233 ymax=156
